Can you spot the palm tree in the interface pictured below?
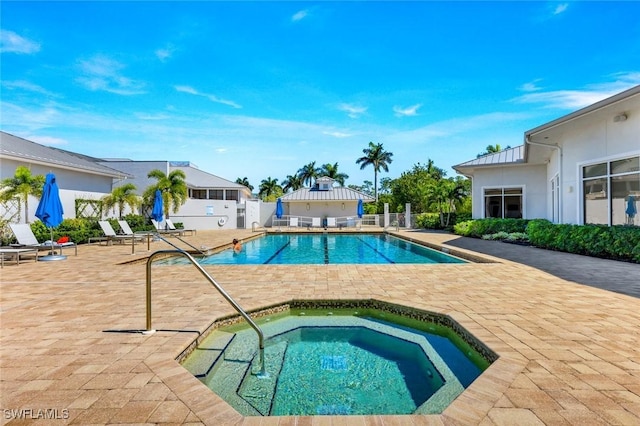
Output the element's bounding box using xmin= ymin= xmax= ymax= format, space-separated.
xmin=355 ymin=141 xmax=393 ymax=201
xmin=235 ymin=177 xmax=254 ymax=192
xmin=282 ymin=174 xmax=303 ymax=193
xmin=477 ymin=144 xmax=511 ymax=158
xmin=101 ymin=183 xmax=140 ymax=218
xmin=319 ymin=162 xmax=349 ymax=186
xmin=258 ymin=177 xmax=282 ymax=201
xmin=0 ymin=166 xmax=45 ymax=223
xmin=297 ymin=162 xmax=319 ymax=187
xmin=144 ymin=169 xmax=188 ymax=218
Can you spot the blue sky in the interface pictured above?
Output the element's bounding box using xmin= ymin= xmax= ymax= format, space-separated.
xmin=2 ymin=1 xmax=639 ymax=190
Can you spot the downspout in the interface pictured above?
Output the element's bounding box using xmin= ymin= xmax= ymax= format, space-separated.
xmin=526 ymin=136 xmax=563 ymax=223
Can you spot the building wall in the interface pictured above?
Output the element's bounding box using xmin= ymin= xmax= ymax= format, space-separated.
xmin=287 ymin=201 xmax=360 ymax=219
xmin=555 ymin=110 xmax=640 ymax=224
xmin=168 ymin=199 xmax=238 ymax=230
xmin=470 ymin=164 xmax=547 ymax=220
xmin=0 ymin=158 xmax=114 ymax=223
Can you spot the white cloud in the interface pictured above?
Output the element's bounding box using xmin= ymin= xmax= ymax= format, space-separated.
xmin=338 ymin=103 xmax=367 ymax=118
xmin=174 ymin=85 xmax=241 ymax=108
xmin=393 ymin=104 xmax=422 ymax=117
xmin=513 ymin=73 xmax=640 ymax=109
xmin=76 ymin=55 xmax=146 ymax=95
xmin=155 ymin=44 xmax=176 ymax=62
xmin=2 ymin=80 xmax=57 ymax=97
xmin=29 ymin=135 xmax=68 ymax=146
xmin=0 ymin=29 xmax=40 ymax=54
xmin=323 ymin=131 xmax=351 ymax=138
xmin=292 ymin=9 xmax=308 ymax=22
xmin=520 ymin=80 xmax=543 ymax=92
xmin=552 ymin=3 xmax=569 ymax=16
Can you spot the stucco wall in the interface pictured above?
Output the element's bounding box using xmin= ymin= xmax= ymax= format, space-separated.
xmin=471 ymin=164 xmax=547 ymax=220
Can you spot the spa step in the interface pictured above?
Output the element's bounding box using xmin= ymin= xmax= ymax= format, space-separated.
xmin=181 ymin=332 xmax=235 ymax=378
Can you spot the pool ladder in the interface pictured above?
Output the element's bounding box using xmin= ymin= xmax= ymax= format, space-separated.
xmin=144 ymin=243 xmax=267 ymax=377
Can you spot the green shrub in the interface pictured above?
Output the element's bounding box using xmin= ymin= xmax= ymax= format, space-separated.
xmin=415 ymin=213 xmax=442 ymax=229
xmin=527 ymin=220 xmax=640 ymax=263
xmin=453 ymin=218 xmax=530 ymax=238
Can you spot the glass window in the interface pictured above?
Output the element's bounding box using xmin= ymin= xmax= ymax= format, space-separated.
xmin=208 ymin=189 xmax=224 ymax=200
xmin=582 ymin=156 xmax=639 ymax=226
xmin=611 ymin=157 xmax=640 ymax=175
xmin=190 ymin=189 xmax=207 ymax=199
xmin=611 ymin=174 xmax=639 ymax=226
xmin=583 ymin=162 xmax=607 ymax=178
xmin=484 ymin=188 xmax=522 ymax=219
xmin=226 ymin=190 xmax=239 ymax=201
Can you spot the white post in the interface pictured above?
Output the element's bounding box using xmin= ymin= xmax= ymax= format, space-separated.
xmin=384 ymin=203 xmax=389 ymax=228
xmin=405 ymin=203 xmax=411 ymax=229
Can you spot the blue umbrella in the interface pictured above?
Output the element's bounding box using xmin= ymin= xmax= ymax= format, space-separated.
xmin=276 ymin=198 xmax=283 ymax=219
xmin=151 ymin=189 xmax=164 ymax=226
xmin=35 ymin=173 xmax=64 ymax=259
xmin=626 ymin=195 xmax=637 ymax=218
xmin=357 ymin=199 xmax=364 ymax=218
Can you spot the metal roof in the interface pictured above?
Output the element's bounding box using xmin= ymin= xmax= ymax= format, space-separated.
xmin=280 ymin=186 xmax=375 ymax=202
xmin=453 ymin=145 xmax=524 ymax=171
xmin=170 ymin=165 xmax=252 ymax=193
xmin=0 ymin=131 xmax=131 ymax=178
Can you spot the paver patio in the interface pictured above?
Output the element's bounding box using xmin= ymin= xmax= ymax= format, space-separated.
xmin=1 ymin=229 xmax=639 ymax=425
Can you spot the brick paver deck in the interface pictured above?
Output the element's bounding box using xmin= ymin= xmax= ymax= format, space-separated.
xmin=1 ymin=229 xmax=639 ymax=425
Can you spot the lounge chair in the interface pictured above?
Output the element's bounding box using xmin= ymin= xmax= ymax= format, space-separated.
xmin=89 ymin=221 xmax=142 ymax=245
xmin=9 ymin=223 xmax=77 ymax=256
xmin=326 ymin=217 xmax=337 ymax=228
xmin=312 ymin=217 xmax=321 ymax=228
xmin=165 ymin=219 xmax=196 ymax=236
xmin=289 ymin=217 xmax=299 ymax=228
xmin=151 ymin=219 xmax=182 ymax=236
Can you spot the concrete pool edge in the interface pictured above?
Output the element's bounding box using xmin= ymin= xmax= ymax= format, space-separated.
xmin=157 ymin=298 xmax=525 ymax=422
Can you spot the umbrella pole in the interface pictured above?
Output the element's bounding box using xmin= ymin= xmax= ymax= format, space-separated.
xmin=50 ymin=227 xmax=55 ymax=255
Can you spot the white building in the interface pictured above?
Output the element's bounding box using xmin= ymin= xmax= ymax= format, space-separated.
xmin=454 ymin=85 xmax=640 ymax=226
xmin=0 ymin=132 xmax=130 ymax=223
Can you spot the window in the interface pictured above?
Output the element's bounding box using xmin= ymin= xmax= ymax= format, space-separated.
xmin=582 ymin=156 xmax=639 ymax=226
xmin=226 ymin=190 xmax=239 ymax=201
xmin=484 ymin=187 xmax=522 ymax=219
xmin=208 ymin=189 xmax=224 ymax=200
xmin=190 ymin=189 xmax=207 ymax=199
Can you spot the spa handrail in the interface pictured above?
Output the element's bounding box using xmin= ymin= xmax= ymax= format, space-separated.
xmin=145 ymin=248 xmax=266 ymax=376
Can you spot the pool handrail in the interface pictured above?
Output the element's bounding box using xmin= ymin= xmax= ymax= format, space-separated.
xmin=144 ymin=246 xmax=266 ymax=377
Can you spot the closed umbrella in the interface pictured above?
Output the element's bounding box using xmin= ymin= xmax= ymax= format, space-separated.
xmin=35 ymin=173 xmax=66 ymax=261
xmin=151 ymin=189 xmax=164 ymax=228
xmin=276 ymin=198 xmax=283 ymax=219
xmin=357 ymin=199 xmax=364 ymax=218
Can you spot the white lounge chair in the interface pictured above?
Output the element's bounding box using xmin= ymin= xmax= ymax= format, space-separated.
xmin=289 ymin=217 xmax=299 ymax=228
xmin=9 ymin=223 xmax=77 ymax=256
xmin=90 ymin=221 xmax=141 ymax=245
xmin=151 ymin=219 xmax=181 ymax=236
xmin=312 ymin=217 xmax=321 ymax=228
xmin=165 ymin=219 xmax=196 ymax=236
xmin=327 ymin=217 xmax=337 ymax=227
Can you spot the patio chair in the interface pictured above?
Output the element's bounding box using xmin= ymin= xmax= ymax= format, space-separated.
xmin=89 ymin=221 xmax=142 ymax=245
xmin=326 ymin=217 xmax=337 ymax=228
xmin=165 ymin=219 xmax=196 ymax=236
xmin=151 ymin=219 xmax=182 ymax=236
xmin=289 ymin=217 xmax=299 ymax=228
xmin=9 ymin=223 xmax=78 ymax=256
xmin=312 ymin=217 xmax=321 ymax=228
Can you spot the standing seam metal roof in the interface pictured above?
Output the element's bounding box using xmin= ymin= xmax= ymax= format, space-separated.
xmin=280 ymin=186 xmax=375 ymax=202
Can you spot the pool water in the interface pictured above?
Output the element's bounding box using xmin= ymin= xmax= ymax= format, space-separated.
xmin=166 ymin=233 xmax=466 ymax=264
xmin=181 ymin=308 xmax=490 ymax=416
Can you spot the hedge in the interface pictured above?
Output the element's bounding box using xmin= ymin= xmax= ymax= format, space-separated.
xmin=526 ymin=219 xmax=640 ymax=263
xmin=415 ymin=212 xmax=472 ymax=230
xmin=452 ymin=218 xmax=530 ymax=238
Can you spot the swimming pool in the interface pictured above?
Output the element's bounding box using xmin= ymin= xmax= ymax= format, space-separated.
xmin=165 ymin=233 xmax=466 ymax=264
xmin=180 ymin=301 xmax=495 ymax=416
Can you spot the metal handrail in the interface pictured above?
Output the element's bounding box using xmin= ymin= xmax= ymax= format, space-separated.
xmin=145 ymin=247 xmax=266 ymax=376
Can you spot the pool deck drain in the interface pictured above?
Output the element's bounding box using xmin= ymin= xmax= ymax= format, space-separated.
xmin=1 ymin=228 xmax=640 ymax=425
